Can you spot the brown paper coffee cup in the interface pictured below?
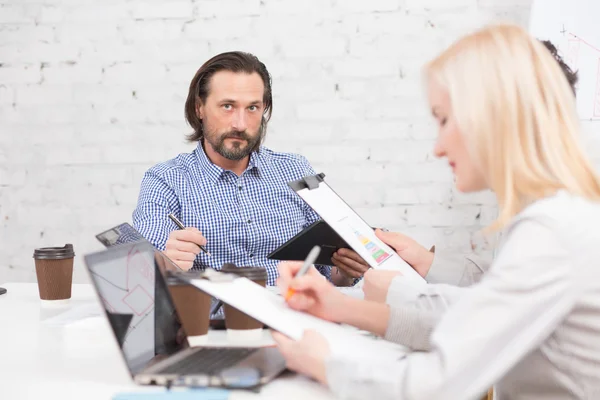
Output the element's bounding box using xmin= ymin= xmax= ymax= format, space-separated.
xmin=33 ymin=244 xmax=75 ymax=302
xmin=222 ymin=265 xmax=267 ymax=339
xmin=168 ymin=282 xmax=211 ymax=338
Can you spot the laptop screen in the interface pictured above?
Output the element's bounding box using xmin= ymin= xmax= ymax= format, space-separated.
xmin=84 ymin=240 xmax=186 ymax=375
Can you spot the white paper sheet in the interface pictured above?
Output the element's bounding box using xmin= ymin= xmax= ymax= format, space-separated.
xmin=295 ymin=183 xmax=425 ymax=284
xmin=188 ymin=277 xmax=408 ymax=361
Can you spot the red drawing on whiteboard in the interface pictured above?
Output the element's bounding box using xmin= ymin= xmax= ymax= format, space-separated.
xmin=565 ymin=32 xmax=600 ymax=120
xmin=568 ymin=33 xmax=600 ymax=54
xmin=566 ymin=39 xmax=580 ymax=69
xmin=594 ymin=59 xmax=600 ymax=117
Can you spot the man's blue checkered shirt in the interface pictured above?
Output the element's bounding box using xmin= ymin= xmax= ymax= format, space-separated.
xmin=132 ymin=142 xmax=332 ymax=286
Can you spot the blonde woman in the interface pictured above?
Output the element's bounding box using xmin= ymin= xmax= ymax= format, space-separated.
xmin=273 ymin=24 xmax=600 ymax=399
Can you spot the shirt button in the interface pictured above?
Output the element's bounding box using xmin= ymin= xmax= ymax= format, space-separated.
xmin=249 ymin=254 xmax=254 ymax=258
xmin=238 ymin=186 xmax=243 ymax=190
xmin=247 ymin=219 xmax=252 ymax=224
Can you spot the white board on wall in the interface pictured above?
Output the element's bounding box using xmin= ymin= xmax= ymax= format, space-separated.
xmin=529 ymin=0 xmax=600 ymax=121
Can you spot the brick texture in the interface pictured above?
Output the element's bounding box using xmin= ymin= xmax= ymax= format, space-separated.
xmin=1 ymin=0 xmax=592 ymax=284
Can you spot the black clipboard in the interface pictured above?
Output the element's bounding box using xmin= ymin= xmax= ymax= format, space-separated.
xmin=270 ymin=172 xmax=383 ymax=266
xmin=267 ymin=219 xmax=351 ymax=265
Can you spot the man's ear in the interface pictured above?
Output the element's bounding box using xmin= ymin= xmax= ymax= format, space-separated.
xmin=196 ymin=102 xmax=204 ymax=120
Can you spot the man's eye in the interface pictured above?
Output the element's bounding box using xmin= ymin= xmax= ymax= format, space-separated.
xmin=223 ymin=104 xmax=232 ymax=110
xmin=248 ymin=105 xmax=258 ymax=112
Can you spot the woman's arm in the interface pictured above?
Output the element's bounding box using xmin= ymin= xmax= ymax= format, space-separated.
xmin=325 ymin=217 xmax=577 ymax=400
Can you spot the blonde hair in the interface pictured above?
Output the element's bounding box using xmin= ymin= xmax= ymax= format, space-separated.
xmin=424 ymin=23 xmax=600 ymax=230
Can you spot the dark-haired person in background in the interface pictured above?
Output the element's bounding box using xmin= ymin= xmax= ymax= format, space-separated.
xmin=541 ymin=39 xmax=579 ymax=95
xmin=132 ymin=52 xmax=365 ymax=287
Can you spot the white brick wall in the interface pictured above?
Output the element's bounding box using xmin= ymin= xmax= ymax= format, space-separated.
xmin=0 ymin=0 xmax=551 ymax=284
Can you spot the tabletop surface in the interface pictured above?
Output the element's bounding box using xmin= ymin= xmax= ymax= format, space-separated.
xmin=0 ymin=282 xmax=337 ymax=400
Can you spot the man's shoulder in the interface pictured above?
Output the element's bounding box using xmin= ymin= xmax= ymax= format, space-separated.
xmin=144 ymin=150 xmax=196 ymax=179
xmin=258 ymin=146 xmax=314 ymax=173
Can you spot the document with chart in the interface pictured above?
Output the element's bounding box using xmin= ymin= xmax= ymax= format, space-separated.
xmin=288 ymin=174 xmax=425 ymax=284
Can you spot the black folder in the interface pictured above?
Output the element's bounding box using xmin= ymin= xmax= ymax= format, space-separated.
xmin=267 ymin=220 xmax=351 ymax=265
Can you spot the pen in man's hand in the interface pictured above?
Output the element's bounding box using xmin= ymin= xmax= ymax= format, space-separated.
xmin=285 ymin=246 xmax=321 ymax=301
xmin=210 ymin=300 xmax=224 ymax=317
xmin=168 ymin=213 xmax=211 ymax=257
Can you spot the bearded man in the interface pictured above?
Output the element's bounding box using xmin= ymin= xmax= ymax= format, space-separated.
xmin=132 ymin=51 xmax=367 ymax=287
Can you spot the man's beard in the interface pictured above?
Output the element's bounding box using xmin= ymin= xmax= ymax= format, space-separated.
xmin=203 ymin=126 xmax=262 ymax=161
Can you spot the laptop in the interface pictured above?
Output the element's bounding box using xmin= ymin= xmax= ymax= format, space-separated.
xmin=95 ymin=222 xmax=225 ymax=319
xmin=84 ymin=239 xmax=286 ymax=388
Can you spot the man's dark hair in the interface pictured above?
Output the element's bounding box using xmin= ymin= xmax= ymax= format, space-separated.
xmin=540 ymin=40 xmax=578 ymax=95
xmin=184 ymin=51 xmax=273 ymax=145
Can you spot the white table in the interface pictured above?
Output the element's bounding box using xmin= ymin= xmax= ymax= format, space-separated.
xmin=0 ymin=283 xmax=337 ymax=399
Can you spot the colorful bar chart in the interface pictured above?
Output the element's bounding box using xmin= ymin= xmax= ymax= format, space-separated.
xmin=354 ymin=229 xmax=391 ymax=265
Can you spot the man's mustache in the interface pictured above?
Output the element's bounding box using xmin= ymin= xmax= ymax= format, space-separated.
xmin=223 ymin=131 xmax=250 ymax=141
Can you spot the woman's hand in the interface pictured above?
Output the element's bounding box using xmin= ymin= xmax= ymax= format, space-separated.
xmin=362 ymin=269 xmax=403 ymax=303
xmin=272 ymin=330 xmax=330 ymax=385
xmin=375 ymin=229 xmax=435 ymax=277
xmin=277 ymin=261 xmax=349 ymax=322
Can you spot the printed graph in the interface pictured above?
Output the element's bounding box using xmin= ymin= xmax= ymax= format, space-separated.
xmin=353 ymin=229 xmax=391 ymax=265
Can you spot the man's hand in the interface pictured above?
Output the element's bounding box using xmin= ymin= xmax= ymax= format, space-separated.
xmin=375 ymin=229 xmax=434 ymax=277
xmin=331 ymin=248 xmax=370 ymax=279
xmin=163 ymin=227 xmax=207 ymax=271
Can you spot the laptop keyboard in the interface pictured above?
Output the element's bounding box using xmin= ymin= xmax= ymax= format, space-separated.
xmin=161 ymin=348 xmax=258 ymax=375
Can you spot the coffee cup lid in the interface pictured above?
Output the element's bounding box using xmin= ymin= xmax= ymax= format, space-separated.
xmin=221 ymin=264 xmax=267 ymax=280
xmin=165 ymin=270 xmax=207 ymax=285
xmin=33 ymin=244 xmax=75 ymax=260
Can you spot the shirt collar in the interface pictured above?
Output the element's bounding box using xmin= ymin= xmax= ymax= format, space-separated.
xmin=194 ymin=142 xmax=262 ymax=184
xmin=247 ymin=149 xmax=262 ymax=173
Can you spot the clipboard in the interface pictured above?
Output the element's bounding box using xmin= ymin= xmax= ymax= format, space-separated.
xmin=267 ymin=220 xmax=351 ymax=265
xmin=288 ymin=173 xmax=425 ymax=284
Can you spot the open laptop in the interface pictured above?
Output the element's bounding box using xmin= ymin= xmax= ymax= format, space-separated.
xmin=95 ymin=222 xmax=225 ymax=320
xmin=84 ymin=239 xmax=286 ymax=388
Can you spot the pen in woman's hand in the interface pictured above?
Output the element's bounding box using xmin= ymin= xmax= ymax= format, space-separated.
xmin=285 ymin=246 xmax=321 ymax=301
xmin=168 ymin=213 xmax=211 ymax=257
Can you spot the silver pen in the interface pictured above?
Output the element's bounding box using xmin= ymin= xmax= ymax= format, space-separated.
xmin=168 ymin=213 xmax=211 ymax=257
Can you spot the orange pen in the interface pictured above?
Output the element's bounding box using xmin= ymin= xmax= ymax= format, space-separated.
xmin=284 ymin=246 xmax=321 ymax=301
